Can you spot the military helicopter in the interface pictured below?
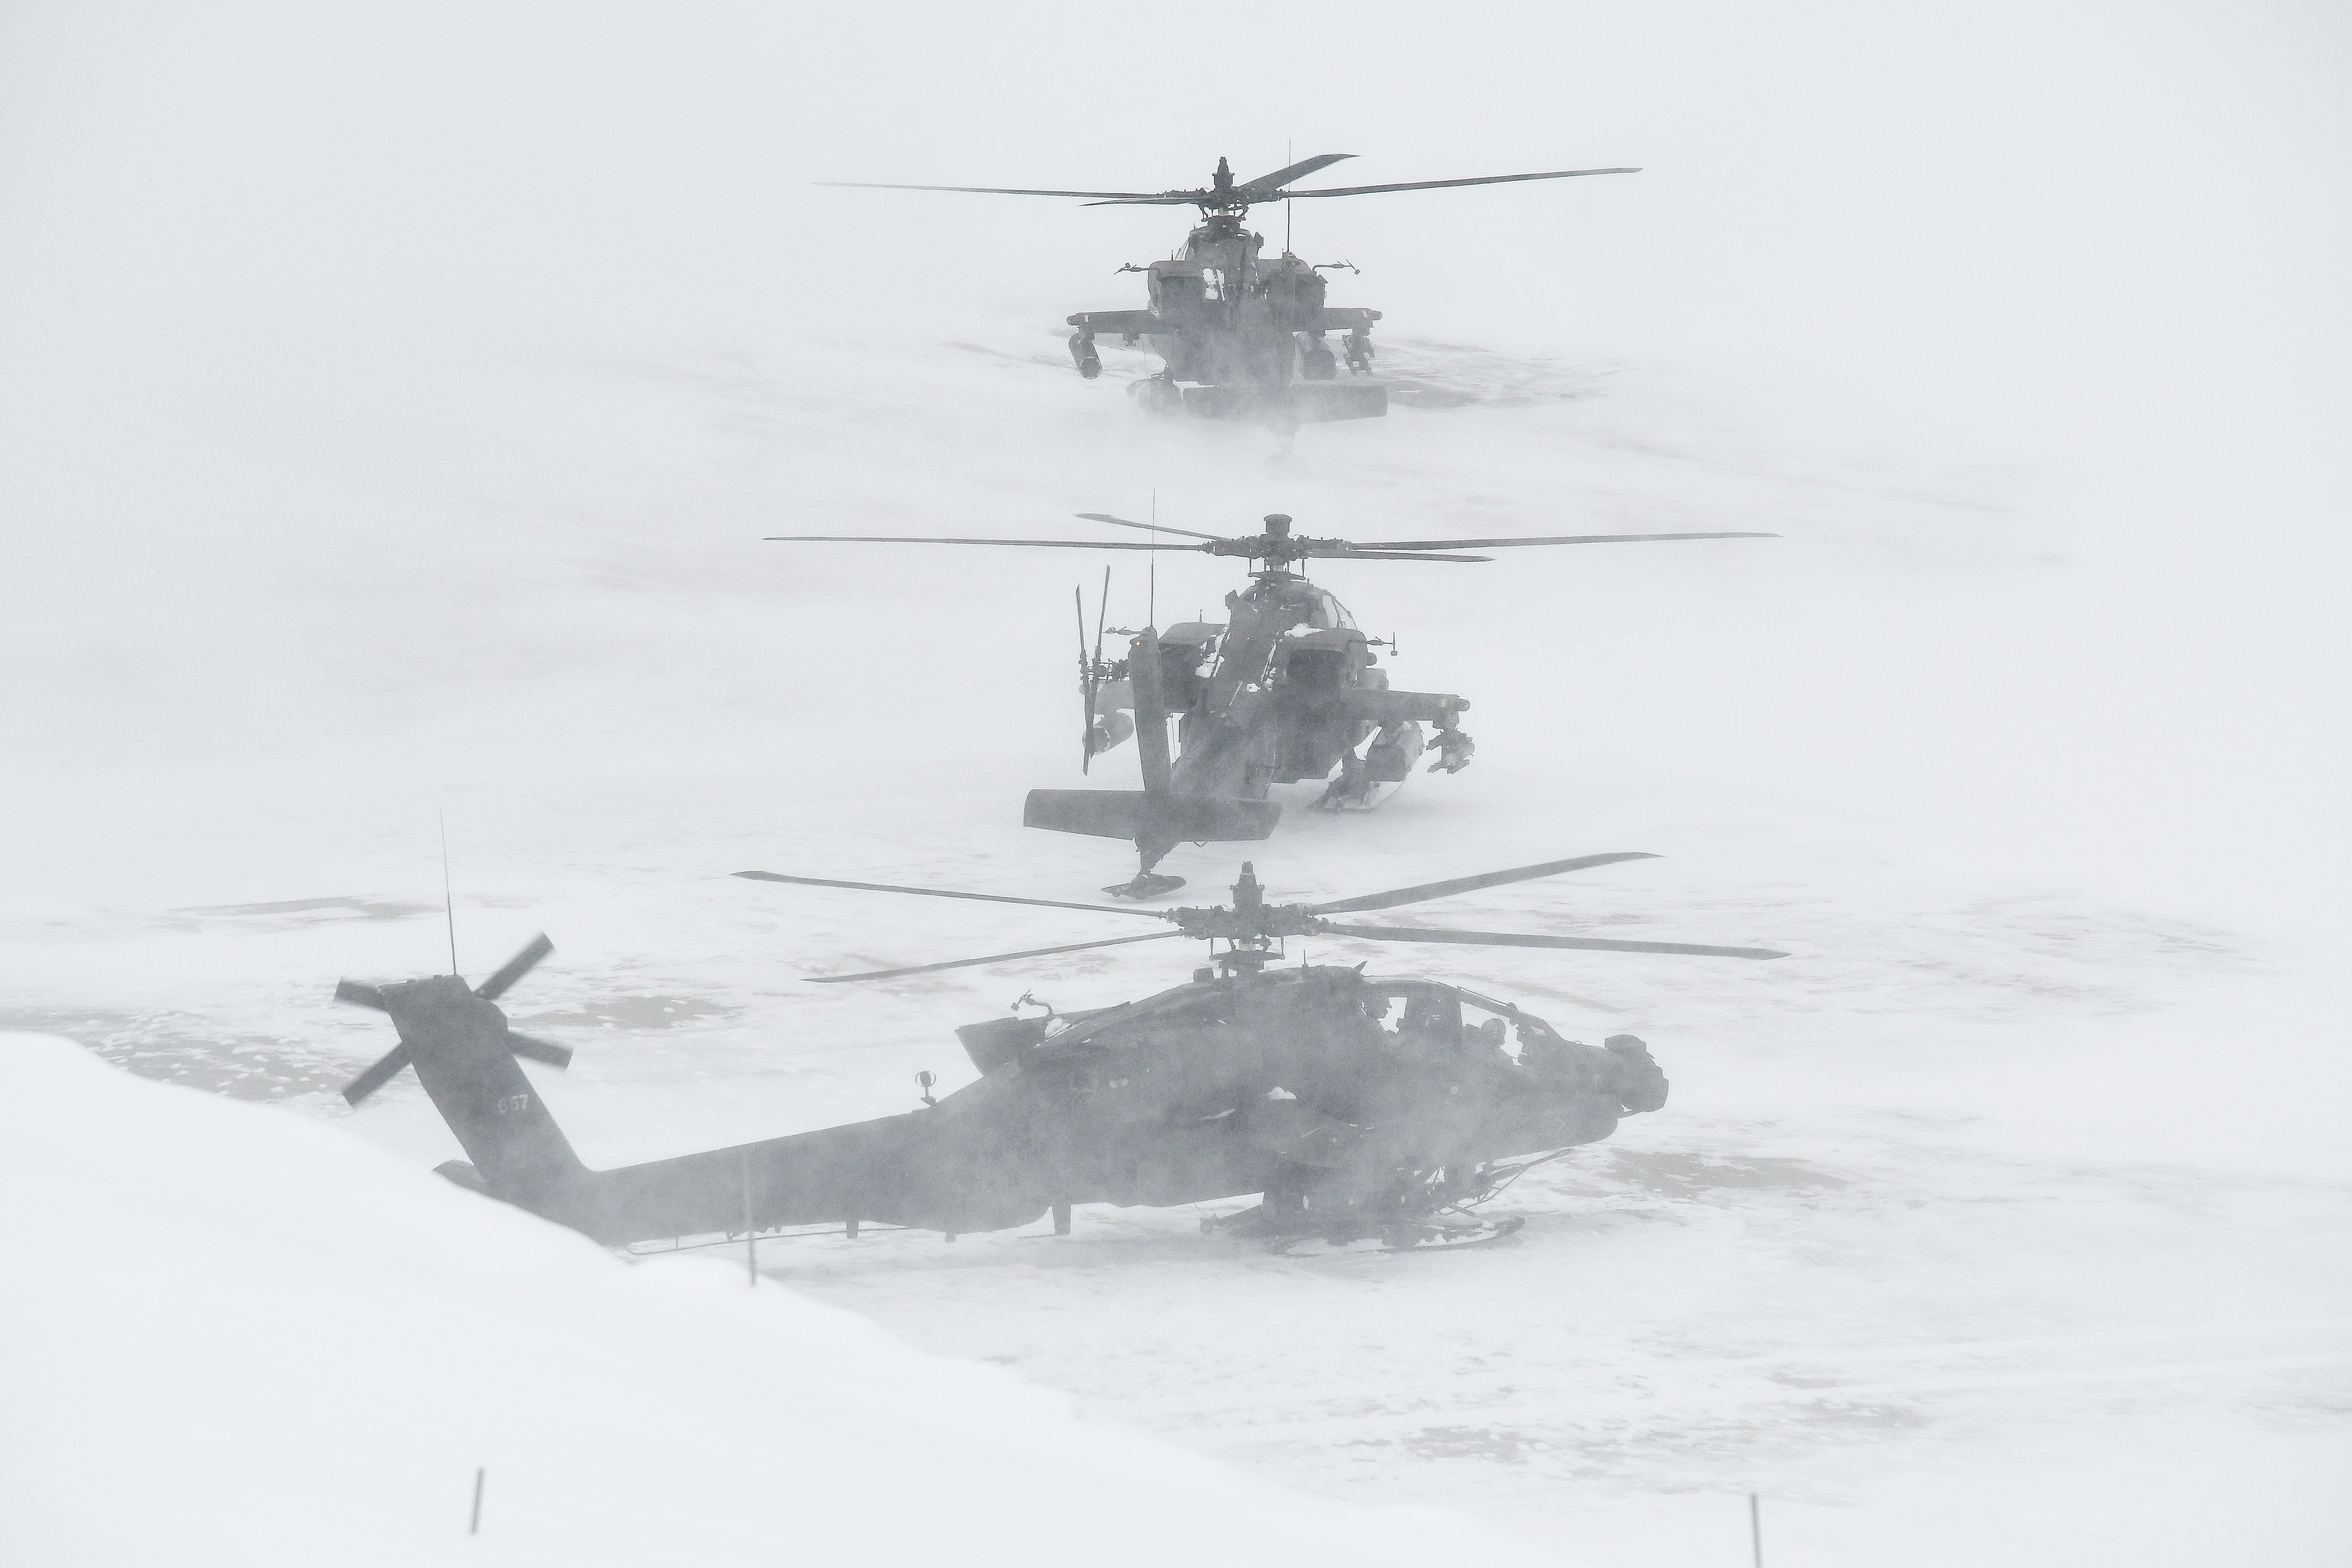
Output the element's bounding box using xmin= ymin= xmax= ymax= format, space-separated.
xmin=768 ymin=511 xmax=1773 ymax=896
xmin=821 ymin=153 xmax=1636 ymax=426
xmin=333 ymin=852 xmax=1782 ymax=1254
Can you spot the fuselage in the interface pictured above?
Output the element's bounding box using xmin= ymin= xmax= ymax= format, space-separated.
xmin=1069 ymin=213 xmax=1382 ymax=405
xmin=470 ymin=966 xmax=1663 ymax=1245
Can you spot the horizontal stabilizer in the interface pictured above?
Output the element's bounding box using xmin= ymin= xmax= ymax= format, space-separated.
xmin=1024 ymin=789 xmax=1280 ymax=844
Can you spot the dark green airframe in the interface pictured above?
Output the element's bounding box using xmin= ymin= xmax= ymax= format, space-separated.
xmin=770 ymin=512 xmax=1774 ymax=896
xmin=822 ymin=153 xmax=1639 ymax=427
xmin=335 ymin=855 xmax=1782 ymax=1253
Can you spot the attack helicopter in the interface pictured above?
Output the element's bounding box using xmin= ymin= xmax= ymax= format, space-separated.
xmin=767 ymin=511 xmax=1773 ymax=896
xmin=334 ymin=852 xmax=1784 ymax=1254
xmin=821 ymin=153 xmax=1636 ymax=426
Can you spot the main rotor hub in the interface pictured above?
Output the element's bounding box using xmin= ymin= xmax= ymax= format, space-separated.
xmin=1166 ymin=864 xmax=1326 ymax=945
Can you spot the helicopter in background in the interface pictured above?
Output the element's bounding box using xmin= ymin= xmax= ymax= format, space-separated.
xmin=334 ymin=852 xmax=1784 ymax=1254
xmin=768 ymin=512 xmax=1772 ymax=896
xmin=821 ymin=153 xmax=1637 ymax=427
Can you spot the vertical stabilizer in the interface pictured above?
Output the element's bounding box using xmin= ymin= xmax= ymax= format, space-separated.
xmin=1130 ymin=626 xmax=1174 ymax=794
xmin=377 ymin=976 xmax=592 ymax=1218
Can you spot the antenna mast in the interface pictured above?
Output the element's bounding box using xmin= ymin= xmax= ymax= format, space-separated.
xmin=438 ymin=811 xmax=459 ymax=976
xmin=1284 ymin=139 xmax=1293 ymax=252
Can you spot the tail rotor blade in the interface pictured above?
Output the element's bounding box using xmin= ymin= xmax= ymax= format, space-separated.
xmin=334 ymin=979 xmax=388 ymax=1011
xmin=341 ymin=1044 xmax=413 ymax=1106
xmin=1311 ymin=852 xmax=1659 ymax=916
xmin=475 ymin=933 xmax=553 ymax=1001
xmin=1077 ymin=585 xmax=1097 ymax=772
xmin=1317 ymin=923 xmax=1786 ymax=960
xmin=1081 ymin=566 xmax=1113 ymax=774
xmin=1093 ymin=565 xmax=1112 ymax=665
xmin=509 ymin=1033 xmax=574 ymax=1069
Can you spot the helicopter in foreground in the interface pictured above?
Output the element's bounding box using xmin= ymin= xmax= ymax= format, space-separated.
xmin=334 ymin=853 xmax=1783 ymax=1254
xmin=768 ymin=512 xmax=1773 ymax=896
xmin=821 ymin=153 xmax=1636 ymax=427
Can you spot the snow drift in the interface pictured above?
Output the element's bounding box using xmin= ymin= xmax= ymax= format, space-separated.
xmin=0 ymin=1032 xmax=1556 ymax=1567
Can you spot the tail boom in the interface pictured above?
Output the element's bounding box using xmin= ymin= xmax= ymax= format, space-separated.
xmin=379 ymin=979 xmax=1047 ymax=1244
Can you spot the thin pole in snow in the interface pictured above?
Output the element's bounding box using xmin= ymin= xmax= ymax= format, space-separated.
xmin=469 ymin=1468 xmax=484 ymax=1536
xmin=741 ymin=1153 xmax=758 ymax=1285
xmin=1749 ymin=1492 xmax=1763 ymax=1568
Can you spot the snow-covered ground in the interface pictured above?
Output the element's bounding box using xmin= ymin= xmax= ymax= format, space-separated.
xmin=3 ymin=3 xmax=2347 ymax=1564
xmin=1 ymin=1031 xmax=1565 ymax=1567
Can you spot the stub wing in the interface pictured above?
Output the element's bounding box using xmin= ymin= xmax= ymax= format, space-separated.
xmin=1344 ymin=688 xmax=1470 ymax=724
xmin=1067 ymin=309 xmax=1162 ymax=334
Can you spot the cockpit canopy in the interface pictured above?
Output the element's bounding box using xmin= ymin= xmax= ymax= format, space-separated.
xmin=1241 ymin=576 xmax=1356 ymax=632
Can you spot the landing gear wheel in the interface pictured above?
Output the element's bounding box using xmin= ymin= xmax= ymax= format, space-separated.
xmin=1314 ymin=777 xmax=1390 ymax=812
xmin=1314 ymin=755 xmax=1392 ymax=812
xmin=1127 ymin=377 xmax=1184 ymax=416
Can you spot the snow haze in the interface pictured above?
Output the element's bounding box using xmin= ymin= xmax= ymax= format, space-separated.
xmin=2 ymin=3 xmax=2346 ymax=1564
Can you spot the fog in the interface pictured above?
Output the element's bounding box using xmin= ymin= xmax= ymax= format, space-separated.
xmin=2 ymin=2 xmax=2346 ymax=1562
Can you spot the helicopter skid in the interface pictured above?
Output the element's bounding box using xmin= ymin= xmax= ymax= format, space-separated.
xmin=1267 ymin=1216 xmax=1526 ymax=1256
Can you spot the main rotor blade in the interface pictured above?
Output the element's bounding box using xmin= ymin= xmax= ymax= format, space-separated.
xmin=1312 ymin=548 xmax=1494 ymax=563
xmin=475 ymin=932 xmax=553 ymax=1001
xmin=735 ymin=870 xmax=1167 ymax=919
xmin=811 ymin=930 xmax=1185 ymax=985
xmin=341 ymin=1043 xmax=412 ymax=1107
xmin=1285 ymin=167 xmax=1640 ymax=200
xmin=1077 ymin=512 xmax=1224 ymax=542
xmin=1239 ymin=152 xmax=1355 ymax=193
xmin=509 ymin=1033 xmax=574 ymax=1069
xmin=765 ymin=535 xmax=1201 ymax=553
xmin=818 ymin=181 xmax=1171 ymax=200
xmin=1311 ymin=852 xmax=1659 ymax=916
xmin=1318 ymin=923 xmax=1786 ymax=960
xmin=1367 ymin=531 xmax=1778 ymax=549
